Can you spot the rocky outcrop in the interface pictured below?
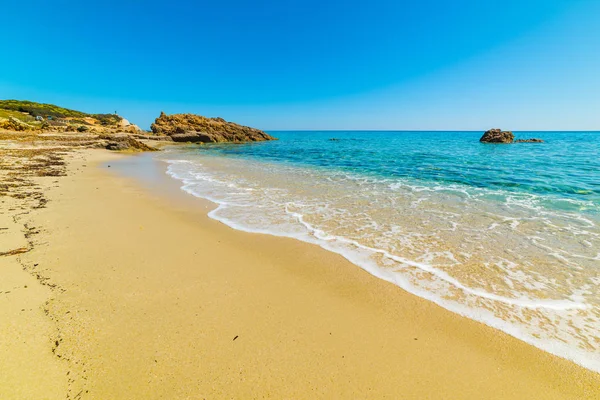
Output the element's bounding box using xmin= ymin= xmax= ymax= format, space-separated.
xmin=150 ymin=112 xmax=276 ymax=143
xmin=480 ymin=129 xmax=514 ymax=143
xmin=99 ymin=135 xmax=159 ymax=152
xmin=515 ymin=138 xmax=544 ymax=143
xmin=171 ymin=133 xmax=213 ymax=143
xmin=118 ymin=118 xmax=143 ymax=133
xmin=105 ymin=141 xmax=129 ymax=151
xmin=131 ymin=134 xmax=173 ymax=141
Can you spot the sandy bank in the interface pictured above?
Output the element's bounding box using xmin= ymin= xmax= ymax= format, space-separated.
xmin=1 ymin=149 xmax=599 ymax=399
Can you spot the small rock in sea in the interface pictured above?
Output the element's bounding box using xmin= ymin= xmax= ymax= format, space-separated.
xmin=480 ymin=128 xmax=514 ymax=143
xmin=515 ymin=138 xmax=544 ymax=143
xmin=329 ymin=138 xmax=340 ymax=141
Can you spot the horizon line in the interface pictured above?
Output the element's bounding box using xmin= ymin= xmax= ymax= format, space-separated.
xmin=261 ymin=129 xmax=600 ymax=132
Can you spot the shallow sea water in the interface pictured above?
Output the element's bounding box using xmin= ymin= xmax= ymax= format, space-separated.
xmin=159 ymin=131 xmax=600 ymax=372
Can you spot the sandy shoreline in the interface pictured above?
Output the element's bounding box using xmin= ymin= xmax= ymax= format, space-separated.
xmin=1 ymin=148 xmax=599 ymax=399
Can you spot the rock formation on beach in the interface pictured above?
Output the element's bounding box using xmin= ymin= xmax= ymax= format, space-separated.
xmin=150 ymin=112 xmax=276 ymax=143
xmin=101 ymin=134 xmax=159 ymax=152
xmin=479 ymin=129 xmax=515 ymax=143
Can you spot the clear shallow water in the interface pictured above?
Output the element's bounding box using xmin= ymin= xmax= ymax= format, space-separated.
xmin=159 ymin=131 xmax=600 ymax=372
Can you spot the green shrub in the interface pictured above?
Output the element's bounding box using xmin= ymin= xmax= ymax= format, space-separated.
xmin=94 ymin=113 xmax=122 ymax=126
xmin=0 ymin=100 xmax=88 ymax=119
xmin=1 ymin=100 xmax=124 ymax=128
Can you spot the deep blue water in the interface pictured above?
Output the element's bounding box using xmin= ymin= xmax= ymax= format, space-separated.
xmin=192 ymin=131 xmax=600 ymax=213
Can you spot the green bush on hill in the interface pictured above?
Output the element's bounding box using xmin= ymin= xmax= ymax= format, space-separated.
xmin=95 ymin=113 xmax=122 ymax=126
xmin=0 ymin=100 xmax=123 ymax=126
xmin=0 ymin=108 xmax=37 ymax=123
xmin=0 ymin=100 xmax=87 ymax=118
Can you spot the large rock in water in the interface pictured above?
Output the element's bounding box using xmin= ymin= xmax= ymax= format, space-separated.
xmin=480 ymin=128 xmax=514 ymax=143
xmin=150 ymin=112 xmax=276 ymax=143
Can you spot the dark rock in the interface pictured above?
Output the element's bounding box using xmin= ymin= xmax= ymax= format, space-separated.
xmin=151 ymin=112 xmax=276 ymax=143
xmin=100 ymin=135 xmax=158 ymax=152
xmin=480 ymin=128 xmax=514 ymax=143
xmin=170 ymin=131 xmax=215 ymax=143
xmin=106 ymin=142 xmax=129 ymax=151
xmin=515 ymin=138 xmax=544 ymax=143
xmin=131 ymin=134 xmax=173 ymax=141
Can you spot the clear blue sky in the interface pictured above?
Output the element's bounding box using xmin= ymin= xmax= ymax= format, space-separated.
xmin=1 ymin=1 xmax=599 ymax=130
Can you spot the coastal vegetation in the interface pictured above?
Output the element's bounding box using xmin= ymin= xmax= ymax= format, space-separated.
xmin=0 ymin=100 xmax=134 ymax=133
xmin=0 ymin=99 xmax=275 ymax=152
xmin=0 ymin=100 xmax=276 ymax=152
xmin=1 ymin=101 xmax=272 ymax=145
xmin=0 ymin=100 xmax=88 ymax=119
xmin=0 ymin=100 xmax=159 ymax=152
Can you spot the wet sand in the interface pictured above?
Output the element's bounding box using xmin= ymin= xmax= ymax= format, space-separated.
xmin=1 ymin=148 xmax=599 ymax=399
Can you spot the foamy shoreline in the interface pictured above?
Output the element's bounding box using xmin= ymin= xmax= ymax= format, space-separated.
xmin=1 ymin=147 xmax=599 ymax=398
xmin=160 ymin=147 xmax=600 ymax=375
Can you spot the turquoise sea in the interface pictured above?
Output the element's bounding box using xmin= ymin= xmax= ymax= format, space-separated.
xmin=159 ymin=131 xmax=600 ymax=372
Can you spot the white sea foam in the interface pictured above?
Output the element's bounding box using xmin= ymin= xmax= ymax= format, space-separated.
xmin=162 ymin=154 xmax=600 ymax=374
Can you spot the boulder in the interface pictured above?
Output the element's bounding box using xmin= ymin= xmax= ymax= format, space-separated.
xmin=131 ymin=134 xmax=173 ymax=141
xmin=151 ymin=112 xmax=276 ymax=143
xmin=101 ymin=135 xmax=159 ymax=152
xmin=170 ymin=131 xmax=216 ymax=143
xmin=106 ymin=142 xmax=129 ymax=151
xmin=480 ymin=129 xmax=514 ymax=143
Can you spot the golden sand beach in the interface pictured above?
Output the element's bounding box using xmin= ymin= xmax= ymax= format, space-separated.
xmin=1 ymin=148 xmax=599 ymax=399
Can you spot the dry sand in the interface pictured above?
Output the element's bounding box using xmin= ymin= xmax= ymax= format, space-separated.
xmin=1 ymin=148 xmax=599 ymax=399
